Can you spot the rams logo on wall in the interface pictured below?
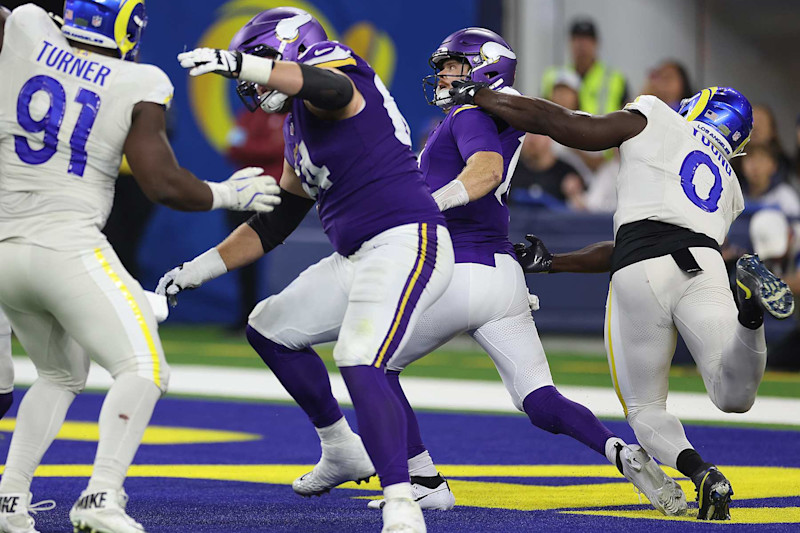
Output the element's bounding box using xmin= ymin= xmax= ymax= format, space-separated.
xmin=189 ymin=0 xmax=397 ymax=152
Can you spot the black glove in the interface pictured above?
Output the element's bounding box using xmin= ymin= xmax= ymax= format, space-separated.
xmin=514 ymin=234 xmax=553 ymax=273
xmin=449 ymin=80 xmax=490 ymax=106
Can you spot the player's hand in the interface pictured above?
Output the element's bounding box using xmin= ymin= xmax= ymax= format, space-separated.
xmin=207 ymin=167 xmax=282 ymax=212
xmin=449 ymin=80 xmax=491 ymax=106
xmin=178 ymin=48 xmax=243 ymax=78
xmin=155 ymin=249 xmax=228 ymax=307
xmin=514 ymin=234 xmax=553 ymax=274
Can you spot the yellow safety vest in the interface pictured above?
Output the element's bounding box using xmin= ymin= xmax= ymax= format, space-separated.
xmin=541 ymin=61 xmax=627 ymax=114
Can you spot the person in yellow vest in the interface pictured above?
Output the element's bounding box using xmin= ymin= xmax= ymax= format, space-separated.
xmin=541 ymin=18 xmax=628 ymax=115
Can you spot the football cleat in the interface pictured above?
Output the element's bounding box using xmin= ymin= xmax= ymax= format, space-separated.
xmin=70 ymin=488 xmax=145 ymax=533
xmin=381 ymin=497 xmax=426 ymax=533
xmin=292 ymin=433 xmax=375 ymax=496
xmin=736 ymin=254 xmax=795 ymax=320
xmin=368 ymin=474 xmax=455 ymax=511
xmin=692 ymin=467 xmax=733 ymax=520
xmin=0 ymin=493 xmax=55 ymax=533
xmin=616 ymin=444 xmax=688 ymax=516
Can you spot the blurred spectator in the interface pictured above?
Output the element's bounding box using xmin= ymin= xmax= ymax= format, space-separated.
xmin=541 ymin=17 xmax=628 ymax=115
xmin=751 ymin=104 xmax=792 ymax=182
xmin=749 ymin=209 xmax=800 ymax=370
xmin=510 ymin=133 xmax=585 ymax=208
xmin=740 ymin=144 xmax=800 ymax=216
xmin=642 ymin=59 xmax=693 ymax=111
xmin=225 ymin=109 xmax=287 ymax=331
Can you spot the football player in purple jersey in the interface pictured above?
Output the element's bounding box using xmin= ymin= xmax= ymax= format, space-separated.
xmin=364 ymin=28 xmax=687 ymax=516
xmin=162 ymin=8 xmax=454 ymax=532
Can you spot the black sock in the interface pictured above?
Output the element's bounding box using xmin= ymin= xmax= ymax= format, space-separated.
xmin=737 ymin=288 xmax=764 ymax=330
xmin=676 ymin=448 xmax=714 ymax=480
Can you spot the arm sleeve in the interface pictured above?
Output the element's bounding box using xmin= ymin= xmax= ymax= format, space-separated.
xmin=450 ymin=106 xmax=503 ymax=162
xmin=295 ymin=63 xmax=354 ymax=110
xmin=246 ymin=188 xmax=316 ymax=253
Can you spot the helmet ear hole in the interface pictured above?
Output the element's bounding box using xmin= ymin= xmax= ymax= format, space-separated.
xmin=485 ymin=71 xmax=498 ymax=80
xmin=298 ymin=44 xmax=306 ymax=54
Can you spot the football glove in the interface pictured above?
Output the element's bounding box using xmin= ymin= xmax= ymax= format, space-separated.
xmin=155 ymin=249 xmax=228 ymax=307
xmin=514 ymin=234 xmax=553 ymax=274
xmin=206 ymin=167 xmax=282 ymax=212
xmin=178 ymin=48 xmax=243 ymax=78
xmin=449 ymin=80 xmax=491 ymax=106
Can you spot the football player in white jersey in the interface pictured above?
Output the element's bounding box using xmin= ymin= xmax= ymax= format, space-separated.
xmin=0 ymin=2 xmax=280 ymax=532
xmin=451 ymin=82 xmax=795 ymax=520
xmin=0 ymin=6 xmax=12 ymax=425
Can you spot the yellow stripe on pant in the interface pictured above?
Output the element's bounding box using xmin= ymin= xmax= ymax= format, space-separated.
xmin=606 ymin=283 xmax=628 ymax=416
xmin=374 ymin=223 xmax=429 ymax=368
xmin=94 ymin=248 xmax=161 ymax=388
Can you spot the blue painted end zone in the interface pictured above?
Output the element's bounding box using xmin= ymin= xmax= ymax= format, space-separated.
xmin=2 ymin=391 xmax=798 ymax=532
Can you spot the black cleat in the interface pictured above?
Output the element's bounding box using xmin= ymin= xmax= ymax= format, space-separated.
xmin=692 ymin=467 xmax=733 ymax=520
xmin=736 ymin=254 xmax=795 ymax=320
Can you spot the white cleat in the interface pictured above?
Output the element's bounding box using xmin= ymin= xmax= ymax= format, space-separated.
xmin=368 ymin=474 xmax=455 ymax=510
xmin=69 ymin=489 xmax=145 ymax=533
xmin=0 ymin=493 xmax=55 ymax=533
xmin=292 ymin=433 xmax=376 ymax=496
xmin=381 ymin=497 xmax=426 ymax=533
xmin=617 ymin=444 xmax=688 ymax=516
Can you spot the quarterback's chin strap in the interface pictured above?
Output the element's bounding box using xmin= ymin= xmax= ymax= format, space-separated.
xmin=247 ymin=188 xmax=316 ymax=253
xmin=432 ymin=179 xmax=469 ymax=211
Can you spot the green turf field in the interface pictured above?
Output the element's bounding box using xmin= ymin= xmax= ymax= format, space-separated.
xmin=15 ymin=325 xmax=799 ymax=399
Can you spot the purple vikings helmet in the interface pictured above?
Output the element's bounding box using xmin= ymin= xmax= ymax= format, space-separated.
xmin=229 ymin=8 xmax=328 ymax=113
xmin=424 ymin=27 xmax=517 ymax=108
xmin=678 ymin=86 xmax=753 ymax=158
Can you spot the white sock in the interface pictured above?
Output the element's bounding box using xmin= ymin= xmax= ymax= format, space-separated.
xmin=604 ymin=437 xmax=626 ymax=466
xmin=408 ymin=450 xmax=437 ymax=477
xmin=384 ymin=482 xmax=413 ymax=500
xmin=0 ymin=379 xmax=75 ymax=494
xmin=315 ymin=417 xmax=354 ymax=445
xmin=87 ymin=374 xmax=161 ymax=492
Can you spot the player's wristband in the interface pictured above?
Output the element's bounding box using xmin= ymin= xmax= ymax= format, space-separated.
xmin=204 ymin=180 xmax=231 ymax=210
xmin=239 ymin=53 xmax=274 ymax=85
xmin=186 ymin=248 xmax=228 ymax=285
xmin=432 ymin=179 xmax=469 ymax=211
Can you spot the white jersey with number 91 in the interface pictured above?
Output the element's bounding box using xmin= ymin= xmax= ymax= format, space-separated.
xmin=614 ymin=95 xmax=744 ymax=244
xmin=0 ymin=4 xmax=173 ymax=251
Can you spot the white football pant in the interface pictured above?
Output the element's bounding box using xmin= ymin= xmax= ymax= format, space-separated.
xmin=387 ymin=253 xmax=554 ymax=410
xmin=0 ymin=242 xmax=169 ymax=393
xmin=605 ymin=247 xmax=766 ymax=468
xmin=249 ymin=223 xmax=454 ymax=367
xmin=0 ymin=307 xmax=12 ymax=394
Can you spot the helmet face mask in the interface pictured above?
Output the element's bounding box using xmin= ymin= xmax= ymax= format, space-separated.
xmin=229 ymin=8 xmax=327 ymax=113
xmin=62 ymin=0 xmax=147 ymax=61
xmin=423 ymin=27 xmax=516 ymax=109
xmin=678 ymin=86 xmax=753 ymax=158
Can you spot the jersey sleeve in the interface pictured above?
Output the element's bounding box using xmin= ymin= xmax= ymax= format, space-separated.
xmin=3 ymin=4 xmax=54 ymax=57
xmin=624 ymin=94 xmax=660 ymax=117
xmin=134 ymin=65 xmax=174 ymax=109
xmin=450 ymin=106 xmax=503 ymax=162
xmin=297 ymin=41 xmax=358 ymax=72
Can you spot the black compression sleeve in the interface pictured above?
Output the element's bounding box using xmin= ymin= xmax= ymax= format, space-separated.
xmin=296 ymin=63 xmax=354 ymax=110
xmin=247 ymin=188 xmax=316 ymax=253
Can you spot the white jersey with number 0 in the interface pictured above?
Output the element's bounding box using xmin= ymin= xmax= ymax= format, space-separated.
xmin=614 ymin=95 xmax=744 ymax=244
xmin=0 ymin=4 xmax=173 ymax=251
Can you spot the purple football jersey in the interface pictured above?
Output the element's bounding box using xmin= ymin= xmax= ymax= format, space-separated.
xmin=283 ymin=42 xmax=443 ymax=256
xmin=420 ymin=104 xmax=524 ymax=266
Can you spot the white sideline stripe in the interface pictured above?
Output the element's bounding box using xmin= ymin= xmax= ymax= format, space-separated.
xmin=11 ymin=356 xmax=800 ymax=426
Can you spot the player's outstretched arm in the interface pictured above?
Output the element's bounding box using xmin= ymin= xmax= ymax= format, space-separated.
xmin=124 ymin=102 xmax=281 ymax=212
xmin=177 ymin=48 xmax=362 ymax=119
xmin=0 ymin=5 xmax=11 ymax=55
xmin=451 ymin=82 xmax=646 ymax=151
xmin=156 ymin=162 xmax=315 ymax=307
xmin=515 ymin=235 xmax=613 ymax=274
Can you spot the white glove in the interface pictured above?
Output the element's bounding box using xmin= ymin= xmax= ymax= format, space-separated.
xmin=178 ymin=48 xmax=242 ymax=78
xmin=432 ymin=179 xmax=469 ymax=211
xmin=178 ymin=48 xmax=275 ymax=85
xmin=155 ymin=248 xmax=228 ymax=307
xmin=527 ymin=292 xmax=540 ymax=312
xmin=205 ymin=167 xmax=281 ymax=212
xmin=143 ymin=290 xmax=169 ymax=323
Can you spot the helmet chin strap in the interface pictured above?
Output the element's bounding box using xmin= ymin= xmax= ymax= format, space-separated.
xmin=435 ymin=86 xmax=453 ymax=108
